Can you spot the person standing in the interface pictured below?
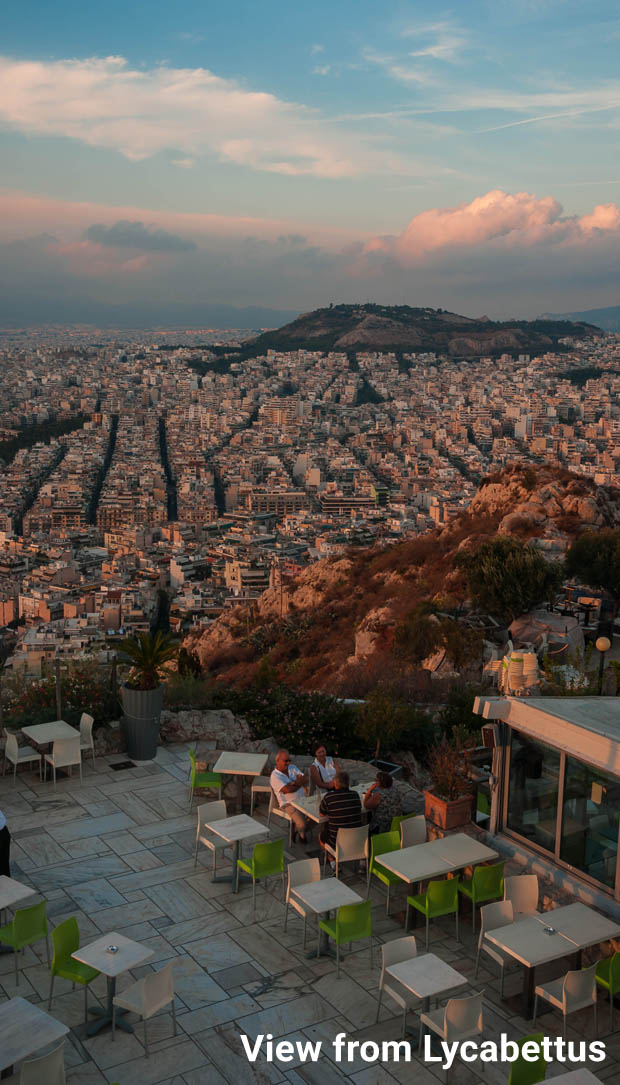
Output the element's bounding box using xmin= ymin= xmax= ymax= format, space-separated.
xmin=0 ymin=806 xmax=10 ymax=877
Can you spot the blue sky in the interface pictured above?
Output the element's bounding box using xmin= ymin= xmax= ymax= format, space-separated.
xmin=2 ymin=0 xmax=620 ymax=322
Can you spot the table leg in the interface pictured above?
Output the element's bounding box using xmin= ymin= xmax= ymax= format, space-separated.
xmin=87 ymin=976 xmax=132 ymax=1036
xmin=233 ymin=840 xmax=241 ymax=893
xmin=522 ymin=964 xmax=536 ymax=1020
xmin=236 ymin=776 xmax=243 ymax=813
xmin=304 ymin=909 xmax=337 ymax=960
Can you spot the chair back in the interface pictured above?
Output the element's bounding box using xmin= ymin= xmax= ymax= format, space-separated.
xmin=370 ymin=830 xmax=400 ymax=865
xmin=335 ymin=824 xmax=369 ymax=861
xmin=5 ymin=732 xmax=18 ymax=764
xmin=252 ymin=838 xmax=284 ymax=877
xmin=142 ymin=962 xmax=175 ymax=1018
xmin=189 ymin=747 xmax=197 ymax=783
xmin=444 ymin=991 xmax=483 ymax=1042
xmin=51 ymin=738 xmax=81 ymax=768
xmin=400 ymin=815 xmax=427 ymax=848
xmin=380 ymin=935 xmax=417 ymax=987
xmin=336 ymin=900 xmax=372 ymax=941
xmin=197 ymin=799 xmax=227 ymax=831
xmin=428 ymin=877 xmax=459 ymax=911
xmin=79 ymin=713 xmax=94 ymax=743
xmin=479 ymin=899 xmax=513 ymax=949
xmin=504 ymin=875 xmax=538 ymax=915
xmin=563 ymin=963 xmax=597 ymax=1011
xmin=15 ymin=899 xmax=48 ymax=947
xmin=287 ymin=857 xmax=320 ymax=901
xmin=20 ymin=1041 xmax=66 ymax=1085
xmin=51 ymin=916 xmax=79 ymax=967
xmin=507 ymin=1034 xmax=547 ymax=1085
xmin=608 ymin=951 xmax=620 ymax=987
xmin=473 ymin=861 xmax=504 ymax=897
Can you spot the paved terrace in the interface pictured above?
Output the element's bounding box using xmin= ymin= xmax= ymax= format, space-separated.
xmin=1 ymin=747 xmax=618 ymax=1085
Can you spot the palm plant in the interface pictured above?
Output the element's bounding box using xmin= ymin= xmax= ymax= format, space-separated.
xmin=118 ymin=632 xmax=177 ymax=691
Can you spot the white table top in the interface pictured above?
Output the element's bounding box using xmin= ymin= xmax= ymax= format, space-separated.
xmin=548 ymin=1072 xmax=602 ymax=1084
xmin=205 ymin=813 xmax=269 ymax=844
xmin=386 ymin=952 xmax=468 ymax=1000
xmin=485 ymin=915 xmax=575 ymax=968
xmin=0 ymin=996 xmax=69 ymax=1072
xmin=22 ymin=720 xmax=80 ymax=743
xmin=431 ymin=833 xmax=498 ymax=868
xmin=72 ymin=931 xmax=154 ymax=977
xmin=377 ymin=841 xmax=454 ymax=884
xmin=212 ymin=751 xmax=268 ymax=776
xmin=291 ymin=878 xmax=363 ymax=914
xmin=288 ymin=783 xmax=372 ymax=824
xmin=536 ymin=902 xmax=620 ymax=949
xmin=0 ymin=875 xmax=36 ymax=911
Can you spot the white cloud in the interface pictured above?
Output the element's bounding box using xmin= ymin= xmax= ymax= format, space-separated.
xmin=312 ymin=65 xmax=331 ymax=76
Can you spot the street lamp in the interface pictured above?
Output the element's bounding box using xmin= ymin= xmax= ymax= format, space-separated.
xmin=596 ymin=635 xmax=611 ymax=695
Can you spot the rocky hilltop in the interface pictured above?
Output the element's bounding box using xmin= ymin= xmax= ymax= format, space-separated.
xmin=227 ymin=303 xmax=601 ymax=361
xmin=185 ymin=464 xmax=620 ymax=692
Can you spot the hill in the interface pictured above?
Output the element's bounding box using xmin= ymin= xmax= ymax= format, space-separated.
xmin=224 ymin=303 xmax=601 ymax=361
xmin=541 ymin=304 xmax=620 ymax=333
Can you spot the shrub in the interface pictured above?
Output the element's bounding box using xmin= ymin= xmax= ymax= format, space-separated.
xmin=3 ymin=660 xmax=118 ymax=730
xmin=427 ymin=736 xmax=472 ymax=801
xmin=454 ymin=536 xmax=564 ymax=623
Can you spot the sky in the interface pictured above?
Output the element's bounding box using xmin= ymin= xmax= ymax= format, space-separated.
xmin=2 ymin=0 xmax=620 ymax=324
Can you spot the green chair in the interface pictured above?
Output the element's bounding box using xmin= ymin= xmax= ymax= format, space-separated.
xmin=319 ymin=900 xmax=372 ymax=977
xmin=237 ymin=838 xmax=285 ymax=918
xmin=507 ymin=1033 xmax=547 ymax=1085
xmin=596 ymin=952 xmax=620 ymax=1032
xmin=406 ymin=877 xmax=459 ymax=950
xmin=188 ymin=748 xmax=222 ymax=810
xmin=390 ymin=814 xmax=417 ymax=832
xmin=458 ymin=861 xmax=505 ymax=935
xmin=48 ymin=916 xmax=100 ymax=1025
xmin=366 ymin=830 xmax=402 ymax=914
xmin=0 ymin=899 xmax=49 ymax=985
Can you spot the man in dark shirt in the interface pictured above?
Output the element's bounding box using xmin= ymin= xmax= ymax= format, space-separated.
xmin=318 ymin=771 xmax=364 ymax=867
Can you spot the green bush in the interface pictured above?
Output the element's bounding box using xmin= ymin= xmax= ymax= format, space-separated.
xmin=3 ymin=661 xmax=118 ymax=730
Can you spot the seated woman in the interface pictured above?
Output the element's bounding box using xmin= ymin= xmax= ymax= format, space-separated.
xmin=310 ymin=744 xmax=339 ymax=792
xmin=363 ymin=770 xmax=403 ymax=834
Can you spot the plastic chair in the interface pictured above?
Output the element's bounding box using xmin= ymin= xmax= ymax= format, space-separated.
xmin=79 ymin=712 xmax=96 ymax=768
xmin=237 ymin=838 xmax=285 ymax=919
xmin=188 ymin=748 xmax=222 ymax=809
xmin=458 ymin=861 xmax=505 ymax=934
xmin=250 ymin=775 xmax=272 ymax=814
xmin=375 ymin=935 xmax=418 ymax=1038
xmin=507 ymin=1033 xmax=547 ymax=1085
xmin=474 ymin=899 xmax=514 ymax=998
xmin=503 ymin=875 xmax=539 ymax=919
xmin=318 ymin=900 xmax=372 ymax=978
xmin=419 ymin=992 xmax=484 ymax=1071
xmin=284 ymin=858 xmax=321 ymax=947
xmin=267 ymin=788 xmax=295 ymax=845
xmin=19 ymin=1042 xmax=66 ymax=1085
xmin=44 ymin=737 xmax=82 ymax=788
xmin=194 ymin=799 xmax=230 ymax=876
xmin=48 ymin=916 xmax=100 ymax=1024
xmin=366 ymin=830 xmax=401 ymax=913
xmin=533 ymin=963 xmax=598 ymax=1040
xmin=322 ymin=824 xmax=369 ymax=880
xmin=399 ymin=815 xmax=427 ymax=848
xmin=596 ymin=951 xmax=620 ymax=1032
xmin=3 ymin=732 xmax=42 ymax=784
xmin=113 ymin=961 xmax=176 ymax=1055
xmin=406 ymin=877 xmax=460 ymax=950
xmin=0 ymin=899 xmax=49 ymax=985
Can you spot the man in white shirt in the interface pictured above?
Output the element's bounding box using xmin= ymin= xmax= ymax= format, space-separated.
xmin=270 ymin=750 xmax=310 ymax=843
xmin=0 ymin=806 xmax=10 ymax=877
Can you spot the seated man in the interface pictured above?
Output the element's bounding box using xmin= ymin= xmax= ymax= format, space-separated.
xmin=270 ymin=749 xmax=310 ymax=844
xmin=318 ymin=771 xmax=364 ymax=870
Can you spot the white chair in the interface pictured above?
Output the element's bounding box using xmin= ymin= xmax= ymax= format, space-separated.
xmin=419 ymin=992 xmax=484 ymax=1076
xmin=267 ymin=789 xmax=295 ymax=845
xmin=250 ymin=775 xmax=272 ymax=814
xmin=376 ymin=936 xmax=419 ymax=1038
xmin=475 ymin=900 xmax=514 ymax=999
xmin=79 ymin=712 xmax=96 ymax=768
xmin=506 ymin=656 xmax=524 ymax=694
xmin=19 ymin=1042 xmax=66 ymax=1085
xmin=534 ymin=963 xmax=597 ymax=1039
xmin=322 ymin=824 xmax=369 ymax=879
xmin=3 ymin=732 xmax=42 ymax=784
xmin=44 ymin=737 xmax=82 ymax=788
xmin=283 ymin=858 xmax=321 ymax=947
xmin=503 ymin=875 xmax=539 ymax=919
xmin=400 ymin=815 xmax=427 ymax=848
xmin=194 ymin=800 xmax=230 ymax=876
xmin=113 ymin=961 xmax=177 ymax=1055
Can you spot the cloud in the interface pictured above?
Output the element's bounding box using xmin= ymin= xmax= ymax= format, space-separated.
xmin=310 ymin=44 xmax=324 ymax=55
xmin=312 ymin=65 xmax=331 ymax=76
xmin=85 ymin=219 xmax=197 ymax=252
xmin=401 ymin=20 xmax=468 ymax=63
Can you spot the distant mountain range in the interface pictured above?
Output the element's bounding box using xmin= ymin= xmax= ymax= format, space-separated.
xmin=541 ymin=304 xmax=620 ymax=332
xmin=231 ymin=303 xmax=601 ymax=360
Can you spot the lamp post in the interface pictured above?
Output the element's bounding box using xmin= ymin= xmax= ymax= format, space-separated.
xmin=596 ymin=635 xmax=611 ymax=695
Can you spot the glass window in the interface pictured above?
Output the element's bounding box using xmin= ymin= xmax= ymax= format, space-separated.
xmin=507 ymin=730 xmax=561 ymax=853
xmin=560 ymin=758 xmax=620 ymax=890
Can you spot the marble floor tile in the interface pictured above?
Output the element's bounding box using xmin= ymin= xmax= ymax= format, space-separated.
xmin=48 ymin=811 xmax=137 ymax=842
xmin=68 ymin=877 xmax=128 ymax=912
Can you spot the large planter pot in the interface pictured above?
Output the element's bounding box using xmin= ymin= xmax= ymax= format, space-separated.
xmin=424 ymin=789 xmax=473 ymax=831
xmin=120 ymin=684 xmax=164 ymax=761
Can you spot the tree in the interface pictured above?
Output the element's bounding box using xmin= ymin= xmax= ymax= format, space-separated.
xmin=454 ymin=536 xmax=563 ymax=624
xmin=440 ymin=621 xmax=484 ymax=672
xmin=394 ymin=613 xmax=443 ymax=664
xmin=565 ymin=529 xmax=620 ymax=612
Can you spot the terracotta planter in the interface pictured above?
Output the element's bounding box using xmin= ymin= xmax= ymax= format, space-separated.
xmin=120 ymin=684 xmax=163 ymax=761
xmin=424 ymin=789 xmax=473 ymax=830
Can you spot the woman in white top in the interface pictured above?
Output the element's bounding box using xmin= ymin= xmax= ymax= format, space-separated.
xmin=310 ymin=745 xmax=339 ymax=792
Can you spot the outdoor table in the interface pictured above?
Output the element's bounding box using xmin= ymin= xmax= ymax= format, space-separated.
xmin=211 ymin=751 xmax=268 ymax=812
xmin=204 ymin=812 xmax=268 ymax=892
xmin=430 ymin=833 xmax=498 ymax=869
xmin=376 ymin=839 xmax=454 ymax=887
xmin=534 ymin=902 xmax=620 ymax=951
xmin=287 ymin=782 xmax=373 ymax=826
xmin=485 ymin=914 xmax=576 ymax=1018
xmin=0 ymin=875 xmax=36 ymax=928
xmin=72 ymin=931 xmax=153 ymax=1036
xmin=290 ymin=877 xmax=363 ymax=959
xmin=548 ymin=1072 xmax=603 ymax=1084
xmin=0 ymin=996 xmax=69 ymax=1075
xmin=21 ymin=720 xmax=80 ymax=746
xmin=385 ymin=952 xmax=467 ymax=1046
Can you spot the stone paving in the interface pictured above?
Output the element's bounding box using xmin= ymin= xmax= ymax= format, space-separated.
xmin=1 ymin=744 xmax=619 ymax=1084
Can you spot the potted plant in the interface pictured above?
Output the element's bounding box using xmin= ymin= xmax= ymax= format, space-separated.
xmin=118 ymin=632 xmax=177 ymax=760
xmin=424 ymin=736 xmax=474 ymax=830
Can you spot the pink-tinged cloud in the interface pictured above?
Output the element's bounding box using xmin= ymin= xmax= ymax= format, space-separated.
xmin=366 ymin=189 xmax=620 ymax=262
